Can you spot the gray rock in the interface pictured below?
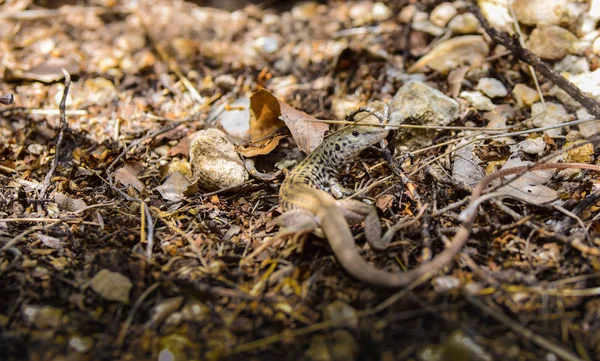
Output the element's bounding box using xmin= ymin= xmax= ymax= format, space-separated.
xmin=189 ymin=129 xmax=248 ymax=191
xmin=389 ymin=81 xmax=459 ymax=148
xmin=460 ymin=90 xmax=495 ymax=111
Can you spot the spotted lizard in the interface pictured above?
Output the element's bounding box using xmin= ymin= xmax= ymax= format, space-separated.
xmin=276 ymin=121 xmax=424 ymax=287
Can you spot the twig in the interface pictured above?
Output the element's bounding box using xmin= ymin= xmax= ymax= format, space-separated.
xmin=469 ymin=4 xmax=600 ymax=118
xmin=116 ymin=282 xmax=160 ymax=347
xmin=39 ymin=69 xmax=71 ymax=200
xmin=0 ymin=220 xmax=63 ymax=252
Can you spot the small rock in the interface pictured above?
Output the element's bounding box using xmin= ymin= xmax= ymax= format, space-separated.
xmin=432 ymin=276 xmax=461 ymax=293
xmin=513 ymin=0 xmax=569 ymax=26
xmin=526 ymin=25 xmax=578 ymax=60
xmin=553 ymin=55 xmax=590 ymax=74
xmin=476 ymin=78 xmax=507 ymax=98
xmin=512 ymin=84 xmax=540 ymax=108
xmin=27 ymin=144 xmax=46 ymax=156
xmin=349 ymin=1 xmax=374 ymax=25
xmin=577 ymin=108 xmax=600 ymax=137
xmin=323 ymin=300 xmax=359 ymax=329
xmin=593 ymin=37 xmax=600 ymax=56
xmin=390 ymin=81 xmax=459 ymax=148
xmin=452 ymin=139 xmax=483 ymax=186
xmin=69 ymin=336 xmax=94 ymax=353
xmin=22 ymin=305 xmax=63 ymax=329
xmin=448 ymin=13 xmax=480 ymax=34
xmin=412 ymin=19 xmax=445 ymax=36
xmin=255 ymin=36 xmax=279 ymax=54
xmin=478 ymin=0 xmax=512 ymax=32
xmin=531 ymin=102 xmax=572 ymax=137
xmin=331 ymin=97 xmax=361 ymax=120
xmin=430 ymin=2 xmax=457 ymax=27
xmin=460 ymin=90 xmax=495 ymax=111
xmin=214 ymin=74 xmax=236 ymax=91
xmin=291 ymin=1 xmax=318 ymax=21
xmin=189 ymin=129 xmax=248 ymax=191
xmin=372 ymin=2 xmax=392 ymax=21
xmin=398 ymin=4 xmax=417 ymax=24
xmin=90 ymin=269 xmax=133 ymax=303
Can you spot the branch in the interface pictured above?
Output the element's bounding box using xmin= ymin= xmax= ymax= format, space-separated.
xmin=469 ymin=4 xmax=600 ymax=118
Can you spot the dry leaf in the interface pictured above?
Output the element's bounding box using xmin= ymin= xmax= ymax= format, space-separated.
xmin=156 ymin=172 xmax=192 ymax=202
xmin=408 ymin=35 xmax=489 ymax=74
xmin=112 ymin=162 xmax=145 ymax=193
xmin=452 ymin=139 xmax=484 ymax=187
xmin=279 ymin=101 xmax=328 ymax=153
xmin=54 ymin=192 xmax=87 ymax=212
xmin=239 ymin=89 xmax=329 ymax=156
xmin=495 ymin=158 xmax=557 ymax=205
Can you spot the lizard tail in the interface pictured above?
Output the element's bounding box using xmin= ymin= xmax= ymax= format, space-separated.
xmin=318 ymin=205 xmax=466 ymax=288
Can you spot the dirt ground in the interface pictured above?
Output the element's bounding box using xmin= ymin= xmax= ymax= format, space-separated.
xmin=1 ymin=0 xmax=600 ymax=360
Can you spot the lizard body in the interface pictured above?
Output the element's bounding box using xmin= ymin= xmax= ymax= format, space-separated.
xmin=278 ymin=124 xmax=413 ymax=287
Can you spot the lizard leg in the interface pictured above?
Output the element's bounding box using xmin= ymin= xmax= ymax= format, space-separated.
xmin=244 ymin=209 xmax=318 ymax=262
xmin=336 ymin=199 xmax=387 ymax=251
xmin=329 ymin=178 xmax=354 ymax=199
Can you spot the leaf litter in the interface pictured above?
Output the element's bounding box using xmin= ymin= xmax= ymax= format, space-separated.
xmin=2 ymin=1 xmax=600 ymax=360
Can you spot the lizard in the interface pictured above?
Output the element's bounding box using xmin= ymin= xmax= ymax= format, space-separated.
xmin=275 ymin=121 xmax=423 ymax=287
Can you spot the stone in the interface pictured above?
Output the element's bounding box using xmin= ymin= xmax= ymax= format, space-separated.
xmin=430 ymin=3 xmax=457 ymax=27
xmin=389 ymin=81 xmax=459 ymax=148
xmin=90 ymin=269 xmax=133 ymax=303
xmin=476 ymin=78 xmax=507 ymax=98
xmin=512 ymin=84 xmax=540 ymax=108
xmin=526 ymin=25 xmax=578 ymax=60
xmin=513 ymin=0 xmax=570 ymax=26
xmin=553 ymin=55 xmax=589 ymax=74
xmin=531 ymin=101 xmax=572 ymax=137
xmin=448 ymin=13 xmax=480 ymax=34
xmin=460 ymin=90 xmax=495 ymax=111
xmin=189 ymin=128 xmax=248 ymax=191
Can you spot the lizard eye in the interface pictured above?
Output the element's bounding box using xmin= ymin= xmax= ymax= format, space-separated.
xmin=352 ymin=131 xmax=359 ymax=136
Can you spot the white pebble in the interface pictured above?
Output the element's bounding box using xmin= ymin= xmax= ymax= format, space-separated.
xmin=476 ymin=78 xmax=507 ymax=98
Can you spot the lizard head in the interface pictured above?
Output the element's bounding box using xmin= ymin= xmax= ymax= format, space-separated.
xmin=324 ymin=125 xmax=389 ymax=167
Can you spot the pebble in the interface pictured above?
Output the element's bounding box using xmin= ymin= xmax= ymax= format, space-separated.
xmin=291 ymin=1 xmax=318 ymax=21
xmin=512 ymin=0 xmax=569 ymax=26
xmin=553 ymin=55 xmax=590 ymax=74
xmin=398 ymin=5 xmax=417 ymax=24
xmin=593 ymin=37 xmax=600 ymax=56
xmin=411 ymin=19 xmax=445 ymax=36
xmin=460 ymin=90 xmax=495 ymax=111
xmin=576 ymin=108 xmax=600 ymax=137
xmin=448 ymin=13 xmax=480 ymax=34
xmin=526 ymin=25 xmax=578 ymax=60
xmin=429 ymin=3 xmax=457 ymax=27
xmin=255 ymin=36 xmax=280 ymax=54
xmin=511 ymin=137 xmax=546 ymax=156
xmin=476 ymin=78 xmax=507 ymax=98
xmin=531 ymin=102 xmax=572 ymax=137
xmin=189 ymin=128 xmax=248 ymax=191
xmin=372 ymin=2 xmax=392 ymax=21
xmin=214 ymin=74 xmax=236 ymax=91
xmin=478 ymin=0 xmax=512 ymax=32
xmin=512 ymin=84 xmax=540 ymax=108
xmin=22 ymin=305 xmax=63 ymax=329
xmin=90 ymin=269 xmax=133 ymax=303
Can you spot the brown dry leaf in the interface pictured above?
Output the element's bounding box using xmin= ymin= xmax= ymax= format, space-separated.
xmin=495 ymin=158 xmax=557 ymax=205
xmin=54 ymin=192 xmax=87 ymax=212
xmin=375 ymin=194 xmax=394 ymax=212
xmin=279 ymin=101 xmax=328 ymax=154
xmin=239 ymin=89 xmax=329 ymax=156
xmin=112 ymin=162 xmax=145 ymax=193
xmin=408 ymin=35 xmax=489 ymax=74
xmin=156 ymin=172 xmax=192 ymax=202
